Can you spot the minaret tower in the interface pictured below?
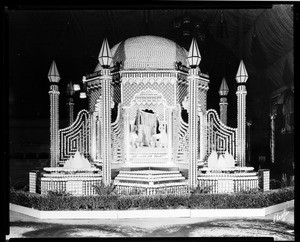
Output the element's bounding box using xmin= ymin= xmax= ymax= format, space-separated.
xmin=98 ymin=38 xmax=113 ymax=185
xmin=235 ymin=60 xmax=248 ymax=167
xmin=66 ymin=81 xmax=75 ymax=126
xmin=48 ymin=60 xmax=60 ymax=167
xmin=219 ymin=77 xmax=229 ymax=125
xmin=187 ymin=38 xmax=201 ymax=189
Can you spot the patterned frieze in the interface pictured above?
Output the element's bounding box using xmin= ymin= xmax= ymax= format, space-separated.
xmin=122 ymin=79 xmax=176 ymax=108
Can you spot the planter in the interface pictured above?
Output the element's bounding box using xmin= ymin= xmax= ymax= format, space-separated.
xmin=10 ymin=199 xmax=294 ymax=220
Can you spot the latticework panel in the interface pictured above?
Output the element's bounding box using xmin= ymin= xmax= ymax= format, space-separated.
xmin=123 ymin=81 xmax=175 ymax=107
xmin=111 ymin=103 xmax=124 ymax=163
xmin=59 ymin=110 xmax=91 ymax=162
xmin=89 ymin=87 xmax=101 ymax=112
xmin=177 ymin=83 xmax=188 ymax=105
xmin=206 ymin=109 xmax=237 ymax=159
xmin=198 ymin=88 xmax=208 ymax=112
xmin=173 ymin=105 xmax=189 ymax=163
xmin=113 ymin=84 xmax=121 ymax=104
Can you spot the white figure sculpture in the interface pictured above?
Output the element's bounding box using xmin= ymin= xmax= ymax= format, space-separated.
xmin=217 ymin=153 xmax=227 ymax=169
xmin=63 ymin=150 xmax=91 ymax=169
xmin=207 ymin=150 xmax=218 ymax=168
xmin=224 ymin=151 xmax=235 ymax=168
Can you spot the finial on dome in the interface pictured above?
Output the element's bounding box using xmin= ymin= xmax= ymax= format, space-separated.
xmin=235 ymin=60 xmax=248 ymax=84
xmin=187 ymin=38 xmax=201 ymax=68
xmin=219 ymin=77 xmax=229 ymax=96
xmin=48 ymin=60 xmax=60 ymax=83
xmin=98 ymin=38 xmax=112 ymax=68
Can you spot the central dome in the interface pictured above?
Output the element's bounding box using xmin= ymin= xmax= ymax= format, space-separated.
xmin=110 ymin=35 xmax=188 ymax=70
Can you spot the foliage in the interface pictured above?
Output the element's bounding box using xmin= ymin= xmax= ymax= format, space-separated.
xmin=289 ymin=175 xmax=294 ymax=187
xmin=190 ymin=185 xmax=212 ymax=194
xmin=93 ymin=182 xmax=117 ymax=196
xmin=237 ymin=187 xmax=262 ymax=194
xmin=47 ymin=190 xmax=72 ymax=197
xmin=270 ymin=173 xmax=294 ymax=190
xmin=10 ymin=186 xmax=294 ymax=211
xmin=270 ymin=179 xmax=282 ymax=189
xmin=281 ymin=173 xmax=289 ymax=188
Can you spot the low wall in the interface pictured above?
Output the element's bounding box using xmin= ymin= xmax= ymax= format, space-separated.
xmin=10 ymin=199 xmax=294 ymax=220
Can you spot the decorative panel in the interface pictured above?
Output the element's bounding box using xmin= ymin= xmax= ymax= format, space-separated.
xmin=59 ymin=110 xmax=90 ymax=162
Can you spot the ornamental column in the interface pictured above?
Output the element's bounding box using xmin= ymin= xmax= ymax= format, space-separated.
xmin=187 ymin=38 xmax=201 ymax=189
xmin=48 ymin=60 xmax=60 ymax=167
xmin=219 ymin=77 xmax=229 ymax=125
xmin=66 ymin=81 xmax=75 ymax=126
xmin=98 ymin=38 xmax=113 ymax=185
xmin=235 ymin=60 xmax=248 ymax=167
xmin=270 ymin=114 xmax=276 ymax=163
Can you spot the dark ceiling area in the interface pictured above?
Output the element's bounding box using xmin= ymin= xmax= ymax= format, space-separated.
xmin=6 ymin=4 xmax=294 ymax=125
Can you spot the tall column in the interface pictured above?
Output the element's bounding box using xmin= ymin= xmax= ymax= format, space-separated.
xmin=48 ymin=60 xmax=60 ymax=167
xmin=270 ymin=114 xmax=276 ymax=163
xmin=98 ymin=38 xmax=113 ymax=185
xmin=187 ymin=38 xmax=201 ymax=189
xmin=235 ymin=60 xmax=248 ymax=167
xmin=100 ymin=68 xmax=112 ymax=185
xmin=188 ymin=68 xmax=199 ymax=188
xmin=67 ymin=97 xmax=74 ymax=125
xmin=219 ymin=78 xmax=229 ymax=125
xmin=66 ymin=81 xmax=75 ymax=126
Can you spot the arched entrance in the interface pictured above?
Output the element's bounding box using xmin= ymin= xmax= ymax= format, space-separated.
xmin=123 ymin=89 xmax=174 ymax=166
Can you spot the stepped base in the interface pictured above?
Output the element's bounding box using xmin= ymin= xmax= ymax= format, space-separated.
xmin=114 ymin=169 xmax=188 ymax=195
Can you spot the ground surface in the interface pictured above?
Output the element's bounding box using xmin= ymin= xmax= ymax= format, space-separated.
xmin=6 ymin=208 xmax=295 ymax=240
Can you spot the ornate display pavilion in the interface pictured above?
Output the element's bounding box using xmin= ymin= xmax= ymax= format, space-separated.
xmin=42 ymin=35 xmax=261 ymax=195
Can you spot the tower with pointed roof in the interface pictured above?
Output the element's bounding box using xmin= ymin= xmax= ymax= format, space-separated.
xmin=219 ymin=77 xmax=229 ymax=125
xmin=187 ymin=38 xmax=204 ymax=189
xmin=98 ymin=38 xmax=113 ymax=185
xmin=236 ymin=60 xmax=248 ymax=167
xmin=48 ymin=60 xmax=60 ymax=167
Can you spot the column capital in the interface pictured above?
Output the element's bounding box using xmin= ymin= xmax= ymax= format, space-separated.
xmin=100 ymin=68 xmax=112 ymax=77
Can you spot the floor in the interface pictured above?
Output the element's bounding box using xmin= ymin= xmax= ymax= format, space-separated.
xmin=6 ymin=208 xmax=295 ymax=240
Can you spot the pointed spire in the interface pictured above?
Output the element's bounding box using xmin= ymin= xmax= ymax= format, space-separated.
xmin=219 ymin=77 xmax=229 ymax=96
xmin=235 ymin=60 xmax=248 ymax=84
xmin=48 ymin=60 xmax=60 ymax=83
xmin=98 ymin=38 xmax=112 ymax=67
xmin=187 ymin=38 xmax=201 ymax=68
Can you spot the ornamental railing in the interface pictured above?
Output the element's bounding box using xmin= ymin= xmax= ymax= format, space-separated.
xmin=206 ymin=109 xmax=237 ymax=159
xmin=59 ymin=110 xmax=91 ymax=162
